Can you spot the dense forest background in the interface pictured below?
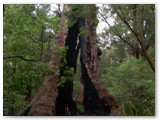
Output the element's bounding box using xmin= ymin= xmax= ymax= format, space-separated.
xmin=3 ymin=4 xmax=155 ymax=116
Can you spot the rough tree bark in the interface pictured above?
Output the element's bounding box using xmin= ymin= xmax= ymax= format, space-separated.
xmin=18 ymin=4 xmax=118 ymax=116
xmin=79 ymin=5 xmax=118 ymax=115
xmin=18 ymin=5 xmax=69 ymax=116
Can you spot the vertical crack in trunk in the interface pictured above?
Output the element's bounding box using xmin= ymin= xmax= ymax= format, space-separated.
xmin=55 ymin=21 xmax=80 ymax=116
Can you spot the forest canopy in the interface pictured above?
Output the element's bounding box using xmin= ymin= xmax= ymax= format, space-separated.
xmin=3 ymin=4 xmax=155 ymax=116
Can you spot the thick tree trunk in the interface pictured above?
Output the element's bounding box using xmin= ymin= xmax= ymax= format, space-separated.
xmin=28 ymin=75 xmax=58 ymax=115
xmin=18 ymin=5 xmax=69 ymax=116
xmin=79 ymin=5 xmax=118 ymax=115
xmin=18 ymin=4 xmax=118 ymax=116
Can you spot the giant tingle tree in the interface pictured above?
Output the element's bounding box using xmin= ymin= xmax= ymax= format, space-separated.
xmin=56 ymin=4 xmax=118 ymax=116
xmin=6 ymin=4 xmax=118 ymax=116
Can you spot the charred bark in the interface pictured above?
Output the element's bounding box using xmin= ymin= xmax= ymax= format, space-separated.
xmin=55 ymin=22 xmax=80 ymax=116
xmin=78 ymin=5 xmax=118 ymax=115
xmin=18 ymin=4 xmax=118 ymax=116
xmin=79 ymin=28 xmax=111 ymax=115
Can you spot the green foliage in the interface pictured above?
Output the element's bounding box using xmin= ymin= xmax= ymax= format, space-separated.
xmin=99 ymin=4 xmax=155 ymax=52
xmin=99 ymin=5 xmax=155 ymax=115
xmin=66 ymin=4 xmax=98 ymax=36
xmin=58 ymin=67 xmax=75 ymax=87
xmin=57 ymin=45 xmax=74 ymax=87
xmin=3 ymin=88 xmax=26 ymax=115
xmin=77 ymin=103 xmax=85 ymax=114
xmin=100 ymin=55 xmax=155 ymax=115
xmin=65 ymin=5 xmax=85 ymax=27
xmin=59 ymin=46 xmax=68 ymax=66
xmin=3 ymin=4 xmax=155 ymax=116
xmin=3 ymin=4 xmax=60 ymax=115
xmin=79 ymin=27 xmax=89 ymax=36
xmin=56 ymin=46 xmax=75 ymax=87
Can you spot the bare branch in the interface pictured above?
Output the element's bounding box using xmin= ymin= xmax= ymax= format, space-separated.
xmin=3 ymin=55 xmax=42 ymax=62
xmin=113 ymin=6 xmax=142 ymax=44
xmin=98 ymin=11 xmax=144 ymax=56
xmin=57 ymin=4 xmax=62 ymax=14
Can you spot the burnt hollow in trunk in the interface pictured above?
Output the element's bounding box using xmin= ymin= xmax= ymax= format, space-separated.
xmin=80 ymin=55 xmax=101 ymax=115
xmin=55 ymin=22 xmax=80 ymax=116
xmin=79 ymin=18 xmax=111 ymax=115
xmin=80 ymin=56 xmax=111 ymax=115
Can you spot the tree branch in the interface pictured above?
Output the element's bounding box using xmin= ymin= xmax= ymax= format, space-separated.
xmin=17 ymin=93 xmax=39 ymax=116
xmin=113 ymin=6 xmax=142 ymax=44
xmin=3 ymin=55 xmax=42 ymax=62
xmin=99 ymin=8 xmax=155 ymax=73
xmin=98 ymin=11 xmax=144 ymax=56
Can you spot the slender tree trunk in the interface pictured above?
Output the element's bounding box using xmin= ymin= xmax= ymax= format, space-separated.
xmin=137 ymin=5 xmax=155 ymax=73
xmin=142 ymin=46 xmax=155 ymax=73
xmin=145 ymin=51 xmax=155 ymax=73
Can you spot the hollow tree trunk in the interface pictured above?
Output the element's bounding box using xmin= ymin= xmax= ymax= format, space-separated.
xmin=18 ymin=4 xmax=118 ymax=116
xmin=55 ymin=21 xmax=80 ymax=116
xmin=79 ymin=5 xmax=118 ymax=115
